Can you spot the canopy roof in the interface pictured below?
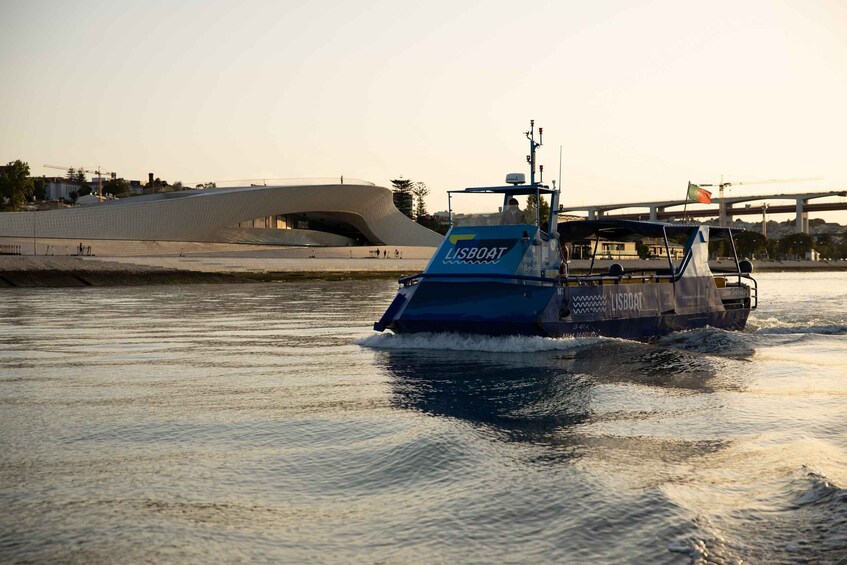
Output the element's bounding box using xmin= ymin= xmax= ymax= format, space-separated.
xmin=448 ymin=184 xmax=557 ymax=196
xmin=557 ymin=219 xmax=738 ymax=242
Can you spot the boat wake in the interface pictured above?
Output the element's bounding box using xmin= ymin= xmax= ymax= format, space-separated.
xmin=361 ymin=327 xmax=757 ymax=359
xmin=794 ymin=469 xmax=847 ymax=508
xmin=357 ymin=332 xmax=601 ymax=353
xmin=657 ymin=327 xmax=756 ymax=359
xmin=747 ymin=316 xmax=847 ymax=336
xmin=775 ymin=470 xmax=847 ymax=557
xmin=666 ymin=469 xmax=847 ymax=563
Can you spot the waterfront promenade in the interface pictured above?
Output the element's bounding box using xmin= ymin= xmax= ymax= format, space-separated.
xmin=1 ymin=238 xmax=845 ymax=287
xmin=0 ymin=240 xmax=435 ymax=286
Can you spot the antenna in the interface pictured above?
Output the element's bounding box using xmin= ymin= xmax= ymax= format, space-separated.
xmin=558 ymin=145 xmax=562 ymax=195
xmin=525 ymin=120 xmax=542 ymax=186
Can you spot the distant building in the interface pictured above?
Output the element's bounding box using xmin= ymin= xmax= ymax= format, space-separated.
xmin=643 ymin=237 xmax=685 ymax=260
xmin=452 ymin=212 xmax=502 ymax=227
xmin=43 ymin=178 xmax=79 ymax=201
xmin=568 ymin=239 xmax=639 ymax=260
xmin=0 ymin=182 xmax=442 ymax=247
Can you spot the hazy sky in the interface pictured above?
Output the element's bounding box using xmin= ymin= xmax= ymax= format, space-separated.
xmin=2 ymin=0 xmax=845 ymax=217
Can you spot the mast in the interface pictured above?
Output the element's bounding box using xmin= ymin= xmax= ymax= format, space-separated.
xmin=525 ymin=120 xmax=543 ymax=226
xmin=525 ymin=120 xmax=542 ymax=186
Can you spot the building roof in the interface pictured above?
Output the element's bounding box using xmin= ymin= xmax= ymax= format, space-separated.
xmin=0 ymin=183 xmax=443 ymax=247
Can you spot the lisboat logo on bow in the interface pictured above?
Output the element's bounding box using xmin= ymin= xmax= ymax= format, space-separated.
xmin=443 ymin=234 xmax=518 ymax=265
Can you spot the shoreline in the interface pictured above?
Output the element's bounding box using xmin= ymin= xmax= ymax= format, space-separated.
xmin=1 ymin=254 xmax=845 ymax=288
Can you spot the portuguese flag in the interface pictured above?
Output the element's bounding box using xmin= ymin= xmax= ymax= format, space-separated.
xmin=687 ymin=182 xmax=712 ymax=204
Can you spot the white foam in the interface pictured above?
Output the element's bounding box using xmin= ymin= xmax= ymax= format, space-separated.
xmin=657 ymin=326 xmax=755 ymax=356
xmin=357 ymin=332 xmax=599 ymax=353
xmin=747 ymin=316 xmax=847 ymax=335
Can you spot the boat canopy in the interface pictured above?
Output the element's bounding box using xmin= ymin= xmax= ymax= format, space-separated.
xmin=448 ymin=185 xmax=557 ymax=196
xmin=557 ymin=219 xmax=739 ymax=242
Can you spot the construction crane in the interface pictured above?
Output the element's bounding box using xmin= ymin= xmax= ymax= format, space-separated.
xmin=693 ymin=176 xmax=821 ymax=227
xmin=43 ymin=164 xmax=116 ymax=199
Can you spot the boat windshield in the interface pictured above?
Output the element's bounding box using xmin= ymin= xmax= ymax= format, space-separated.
xmin=447 ymin=185 xmax=558 ymax=230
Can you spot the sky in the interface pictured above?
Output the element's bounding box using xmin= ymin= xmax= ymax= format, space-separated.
xmin=2 ymin=0 xmax=846 ymax=219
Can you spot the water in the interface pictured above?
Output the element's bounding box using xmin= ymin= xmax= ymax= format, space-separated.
xmin=1 ymin=273 xmax=846 ymax=563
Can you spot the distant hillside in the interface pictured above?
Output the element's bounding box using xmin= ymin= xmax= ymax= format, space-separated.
xmin=697 ymin=218 xmax=845 ymax=239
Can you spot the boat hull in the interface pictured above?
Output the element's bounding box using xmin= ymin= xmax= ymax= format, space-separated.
xmin=375 ymin=277 xmax=753 ymax=341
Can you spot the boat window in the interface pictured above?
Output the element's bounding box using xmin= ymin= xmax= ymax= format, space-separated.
xmin=667 ymin=230 xmax=696 ymax=272
xmin=450 ymin=194 xmax=538 ymax=227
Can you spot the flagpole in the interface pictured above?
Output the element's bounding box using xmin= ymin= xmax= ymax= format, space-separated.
xmin=683 ymin=181 xmax=690 ymax=221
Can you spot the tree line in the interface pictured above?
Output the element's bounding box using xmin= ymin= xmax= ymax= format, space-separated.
xmin=0 ymin=160 xmax=215 ymax=208
xmin=641 ymin=229 xmax=847 ymax=261
xmin=710 ymin=230 xmax=847 ymax=261
xmin=390 ymin=178 xmax=448 ymax=234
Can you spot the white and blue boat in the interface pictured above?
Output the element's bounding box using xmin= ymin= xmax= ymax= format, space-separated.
xmin=374 ymin=122 xmax=757 ymax=340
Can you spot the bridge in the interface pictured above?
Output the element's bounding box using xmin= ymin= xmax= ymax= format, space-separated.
xmin=558 ymin=190 xmax=847 ymax=233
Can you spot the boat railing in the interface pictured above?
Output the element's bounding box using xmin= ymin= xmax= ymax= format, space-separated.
xmin=398 ymin=271 xmax=675 ymax=287
xmin=713 ymin=271 xmax=759 ymax=310
xmin=397 ymin=270 xmax=756 ymax=308
xmin=563 ymin=268 xmax=680 ymax=284
xmin=747 ymin=274 xmax=758 ymax=309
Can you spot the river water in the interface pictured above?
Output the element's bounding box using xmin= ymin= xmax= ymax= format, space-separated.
xmin=1 ymin=272 xmax=845 ymax=563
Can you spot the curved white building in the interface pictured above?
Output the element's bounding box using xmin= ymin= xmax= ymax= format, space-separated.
xmin=0 ymin=183 xmax=442 ymax=247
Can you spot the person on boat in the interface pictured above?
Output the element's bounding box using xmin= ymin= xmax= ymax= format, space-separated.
xmin=500 ymin=198 xmax=527 ymax=225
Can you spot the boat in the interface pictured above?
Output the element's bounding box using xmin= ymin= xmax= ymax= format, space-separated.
xmin=374 ymin=122 xmax=757 ymax=340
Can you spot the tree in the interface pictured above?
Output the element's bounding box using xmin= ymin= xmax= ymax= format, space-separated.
xmin=734 ymin=231 xmax=768 ymax=259
xmin=411 ymin=181 xmax=429 ymax=220
xmin=525 ymin=193 xmax=550 ymax=226
xmin=102 ymin=177 xmax=130 ymax=197
xmin=66 ymin=168 xmax=87 ymax=186
xmin=765 ymin=236 xmax=780 ymax=260
xmin=32 ymin=177 xmax=46 ymax=200
xmin=66 ymin=167 xmax=90 ymax=195
xmin=814 ymin=233 xmax=835 ymax=260
xmin=390 ymin=178 xmax=414 ymax=219
xmin=0 ymin=160 xmax=35 ymax=210
xmin=390 ymin=178 xmax=413 ymax=192
xmin=708 ymin=238 xmax=729 ymax=259
xmin=416 ymin=213 xmax=449 ymax=235
xmin=777 ymin=233 xmax=813 ymax=260
xmin=833 ymin=233 xmax=847 ymax=260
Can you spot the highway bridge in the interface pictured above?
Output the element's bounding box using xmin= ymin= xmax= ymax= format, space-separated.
xmin=558 ymin=191 xmax=847 ymax=233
